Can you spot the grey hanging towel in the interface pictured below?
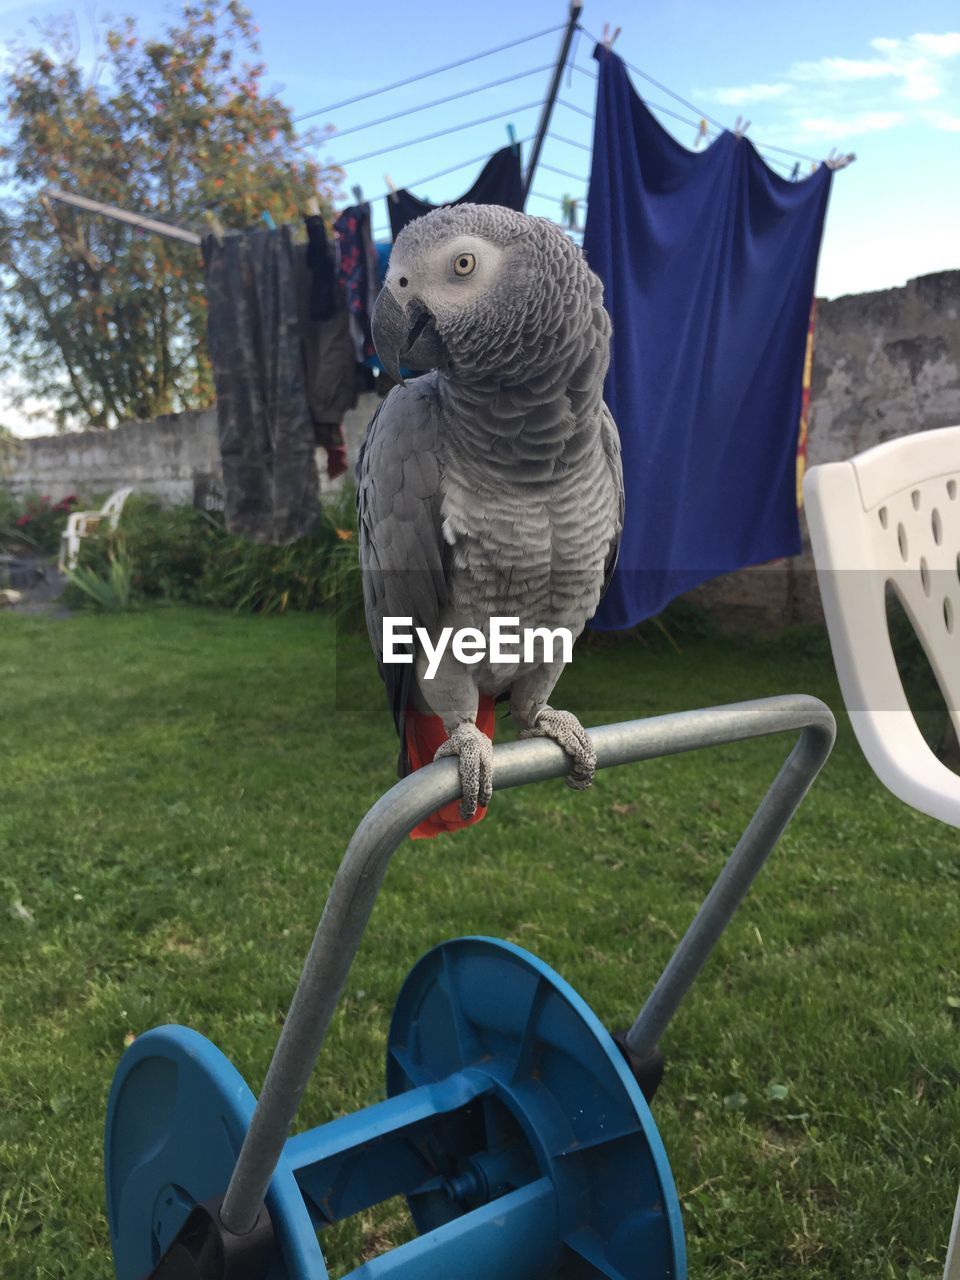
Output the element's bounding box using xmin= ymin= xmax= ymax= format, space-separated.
xmin=202 ymin=227 xmax=321 ymax=544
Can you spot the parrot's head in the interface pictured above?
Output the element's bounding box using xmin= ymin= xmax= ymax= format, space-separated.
xmin=372 ymin=203 xmax=594 ymax=386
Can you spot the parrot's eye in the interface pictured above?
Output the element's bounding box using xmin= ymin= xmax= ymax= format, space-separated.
xmin=453 ymin=253 xmax=476 ymax=277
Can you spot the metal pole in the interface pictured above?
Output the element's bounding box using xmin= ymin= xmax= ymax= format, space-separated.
xmin=219 ymin=695 xmax=835 ymax=1234
xmin=43 ymin=187 xmax=202 ymax=246
xmin=625 ymin=720 xmax=834 ymax=1058
xmin=520 ymin=0 xmax=583 ymax=209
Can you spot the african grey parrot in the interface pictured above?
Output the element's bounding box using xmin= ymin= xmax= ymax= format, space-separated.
xmin=357 ymin=203 xmax=623 ymax=837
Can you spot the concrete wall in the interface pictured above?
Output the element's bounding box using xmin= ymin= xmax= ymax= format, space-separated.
xmin=686 ymin=270 xmax=960 ymax=633
xmin=7 ymin=407 xmax=222 ymax=505
xmin=6 ymin=394 xmax=379 ymax=507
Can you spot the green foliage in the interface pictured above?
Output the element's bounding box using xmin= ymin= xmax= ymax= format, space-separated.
xmin=75 ymin=495 xmax=225 ymax=602
xmin=0 ymin=484 xmax=20 ymax=547
xmin=1 ymin=490 xmax=79 ymax=552
xmin=0 ymin=1 xmax=341 ymax=429
xmin=71 ymin=487 xmax=366 ymax=622
xmin=200 ymin=535 xmax=337 ymax=613
xmin=65 ymin=545 xmax=135 ymax=611
xmin=196 ymin=486 xmax=362 ymax=614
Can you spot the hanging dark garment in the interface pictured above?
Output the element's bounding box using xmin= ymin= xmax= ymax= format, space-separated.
xmin=292 ymin=240 xmax=355 ymax=478
xmin=334 ymin=203 xmax=380 ymax=362
xmin=304 ymin=214 xmax=338 ymax=322
xmin=202 ymin=227 xmax=321 ymax=544
xmin=387 ymin=145 xmax=524 ymax=238
xmin=584 ymin=48 xmax=833 ymax=630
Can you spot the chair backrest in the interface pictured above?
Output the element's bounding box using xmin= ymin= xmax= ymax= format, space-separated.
xmin=803 ymin=425 xmax=960 ymax=828
xmin=101 ymin=487 xmax=134 ymax=525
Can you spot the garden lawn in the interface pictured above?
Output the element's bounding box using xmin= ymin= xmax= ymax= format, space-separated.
xmin=0 ymin=607 xmax=958 ymax=1279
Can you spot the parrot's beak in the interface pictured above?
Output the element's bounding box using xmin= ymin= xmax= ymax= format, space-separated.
xmin=372 ymin=287 xmax=445 ymax=386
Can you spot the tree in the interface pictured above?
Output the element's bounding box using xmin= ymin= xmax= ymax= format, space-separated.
xmin=0 ymin=1 xmax=340 ymax=430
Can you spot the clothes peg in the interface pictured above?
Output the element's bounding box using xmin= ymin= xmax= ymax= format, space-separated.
xmin=790 ymin=161 xmax=800 ymax=182
xmin=203 ymin=210 xmax=225 ymax=245
xmin=351 ymin=184 xmax=364 ymax=205
xmin=506 ymin=123 xmax=519 ymax=156
xmin=261 ymin=211 xmax=277 ymax=230
xmin=384 ymin=174 xmax=399 ymax=204
xmin=734 ymin=116 xmax=751 ymax=139
xmin=600 ymin=23 xmax=621 ymax=50
xmin=304 ymin=195 xmax=321 ymax=218
xmin=693 ymin=118 xmax=708 ymax=149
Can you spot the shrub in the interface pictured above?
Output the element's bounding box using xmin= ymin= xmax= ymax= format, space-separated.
xmin=69 ymin=486 xmax=366 ymax=625
xmin=65 ymin=545 xmax=136 ymax=612
xmin=0 ymin=485 xmax=20 ymax=548
xmin=112 ymin=497 xmax=224 ymax=601
xmin=6 ymin=492 xmax=79 ymax=553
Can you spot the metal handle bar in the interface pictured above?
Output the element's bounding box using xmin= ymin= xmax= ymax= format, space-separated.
xmin=220 ymin=693 xmax=836 ymax=1234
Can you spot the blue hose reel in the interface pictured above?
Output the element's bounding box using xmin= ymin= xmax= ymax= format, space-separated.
xmin=103 ymin=700 xmax=835 ymax=1280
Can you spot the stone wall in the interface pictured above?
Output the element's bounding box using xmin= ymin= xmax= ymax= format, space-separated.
xmin=7 ymin=407 xmax=221 ymax=505
xmin=686 ymin=270 xmax=960 ymax=633
xmin=6 ymin=394 xmax=379 ymax=507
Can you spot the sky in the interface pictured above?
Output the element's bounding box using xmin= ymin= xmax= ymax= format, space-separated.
xmin=1 ymin=0 xmax=958 ymax=434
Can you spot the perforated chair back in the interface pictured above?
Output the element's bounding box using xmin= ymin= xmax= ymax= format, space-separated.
xmin=804 ymin=425 xmax=960 ymax=828
xmin=805 ymin=425 xmax=960 ymax=1280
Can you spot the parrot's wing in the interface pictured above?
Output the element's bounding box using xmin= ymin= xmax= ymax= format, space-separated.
xmin=600 ymin=402 xmax=625 ymax=597
xmin=357 ymin=377 xmax=448 ymax=753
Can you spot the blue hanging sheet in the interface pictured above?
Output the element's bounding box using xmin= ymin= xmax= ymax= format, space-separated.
xmin=584 ymin=48 xmax=833 ymax=630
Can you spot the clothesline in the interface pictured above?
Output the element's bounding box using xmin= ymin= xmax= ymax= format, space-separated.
xmin=316 ymin=64 xmax=555 ymax=146
xmin=294 ymin=22 xmax=566 ymax=123
xmin=321 ymin=17 xmax=854 ymax=225
xmin=335 ymin=101 xmax=544 ymax=169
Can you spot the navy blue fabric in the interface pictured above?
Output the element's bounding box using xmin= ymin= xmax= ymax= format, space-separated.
xmin=584 ymin=48 xmax=832 ymax=630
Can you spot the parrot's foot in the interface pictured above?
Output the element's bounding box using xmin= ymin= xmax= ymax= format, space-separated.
xmin=520 ymin=707 xmax=597 ymax=790
xmin=434 ymin=721 xmax=494 ymax=820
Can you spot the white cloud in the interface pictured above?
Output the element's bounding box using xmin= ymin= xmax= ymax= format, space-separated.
xmin=791 ymin=56 xmax=898 ymax=84
xmin=880 ymin=32 xmax=960 ymax=59
xmin=923 ymin=107 xmax=960 ymax=131
xmin=795 ymin=32 xmax=960 ymax=102
xmin=705 ymin=30 xmax=960 ymax=129
xmin=711 ymin=82 xmax=791 ymax=106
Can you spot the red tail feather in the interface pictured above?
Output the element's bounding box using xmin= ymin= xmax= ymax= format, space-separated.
xmin=404 ymin=695 xmax=497 ymax=839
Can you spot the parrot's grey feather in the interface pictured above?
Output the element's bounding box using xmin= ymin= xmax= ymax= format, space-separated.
xmin=356 ymin=379 xmax=448 ymax=761
xmin=600 ymin=403 xmax=624 ymax=597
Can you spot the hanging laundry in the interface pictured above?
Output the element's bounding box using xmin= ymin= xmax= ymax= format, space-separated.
xmin=584 ymin=47 xmax=833 ymax=630
xmin=292 ymin=237 xmax=355 ymax=482
xmin=304 ymin=213 xmax=338 ymax=322
xmin=387 ymin=145 xmax=524 ymax=239
xmin=334 ymin=202 xmax=380 ymax=363
xmin=202 ymin=226 xmax=321 ymax=544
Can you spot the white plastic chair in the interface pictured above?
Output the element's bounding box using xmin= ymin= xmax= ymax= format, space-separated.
xmin=58 ymin=487 xmax=134 ymax=573
xmin=804 ymin=424 xmax=960 ymax=1280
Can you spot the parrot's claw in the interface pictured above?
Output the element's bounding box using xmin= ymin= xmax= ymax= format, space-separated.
xmin=520 ymin=707 xmax=597 ymax=790
xmin=434 ymin=721 xmax=494 ymax=819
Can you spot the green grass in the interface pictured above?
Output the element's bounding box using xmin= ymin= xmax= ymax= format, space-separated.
xmin=1 ymin=608 xmax=958 ymax=1279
